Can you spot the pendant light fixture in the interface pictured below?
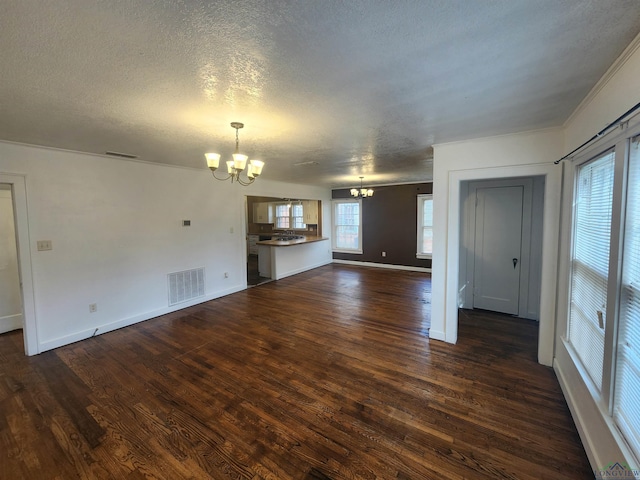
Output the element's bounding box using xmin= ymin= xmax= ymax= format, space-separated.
xmin=350 ymin=176 xmax=374 ymax=198
xmin=205 ymin=122 xmax=265 ymax=186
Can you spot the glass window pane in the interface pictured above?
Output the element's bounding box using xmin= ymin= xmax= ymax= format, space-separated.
xmin=613 ymin=135 xmax=640 ymax=460
xmin=332 ymin=200 xmax=361 ymax=252
xmin=568 ymin=149 xmax=615 ymax=392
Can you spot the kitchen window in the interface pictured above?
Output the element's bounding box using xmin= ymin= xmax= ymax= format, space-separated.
xmin=275 ymin=202 xmax=307 ymax=230
xmin=417 ymin=194 xmax=433 ymax=258
xmin=331 ymin=199 xmax=362 ymax=253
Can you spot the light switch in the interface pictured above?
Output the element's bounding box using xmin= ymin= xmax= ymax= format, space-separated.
xmin=37 ymin=240 xmax=52 ymax=251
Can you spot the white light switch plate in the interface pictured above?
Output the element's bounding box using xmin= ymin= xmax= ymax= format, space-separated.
xmin=37 ymin=240 xmax=52 ymax=251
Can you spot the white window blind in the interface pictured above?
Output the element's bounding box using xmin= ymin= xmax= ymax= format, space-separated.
xmin=275 ymin=203 xmax=290 ymax=229
xmin=614 ymin=135 xmax=640 ymax=459
xmin=292 ymin=203 xmax=305 ymax=229
xmin=568 ymin=149 xmax=615 ymax=392
xmin=417 ymin=194 xmax=433 ymax=257
xmin=332 ymin=200 xmax=362 ymax=252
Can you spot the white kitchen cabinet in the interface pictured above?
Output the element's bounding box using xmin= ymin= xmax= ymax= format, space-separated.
xmin=254 ymin=202 xmax=273 ymax=223
xmin=248 ymin=234 xmax=259 ymax=255
xmin=302 ymin=200 xmax=318 ymax=224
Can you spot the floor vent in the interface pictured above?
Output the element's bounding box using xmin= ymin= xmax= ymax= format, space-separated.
xmin=168 ymin=267 xmax=205 ymax=306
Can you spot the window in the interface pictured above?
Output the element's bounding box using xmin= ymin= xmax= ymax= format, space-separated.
xmin=613 ymin=135 xmax=640 ymax=458
xmin=568 ymin=149 xmax=615 ymax=391
xmin=274 ymin=203 xmax=290 ymax=229
xmin=274 ymin=202 xmax=307 ymax=230
xmin=564 ymin=124 xmax=640 ymax=464
xmin=332 ymin=199 xmax=362 ymax=253
xmin=417 ymin=194 xmax=433 ymax=258
xmin=291 ymin=203 xmax=305 ymax=229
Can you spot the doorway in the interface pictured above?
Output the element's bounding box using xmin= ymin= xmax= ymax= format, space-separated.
xmin=0 ymin=185 xmax=22 ymax=334
xmin=459 ymin=177 xmax=543 ymax=320
xmin=0 ymin=174 xmax=38 ymax=355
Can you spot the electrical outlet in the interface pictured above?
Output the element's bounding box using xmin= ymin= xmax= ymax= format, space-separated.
xmin=382 ymin=251 xmax=386 ymax=257
xmin=89 ymin=303 xmax=97 ymax=313
xmin=37 ymin=240 xmax=52 ymax=251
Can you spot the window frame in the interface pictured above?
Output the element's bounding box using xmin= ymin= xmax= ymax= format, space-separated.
xmin=331 ymin=199 xmax=363 ymax=254
xmin=416 ymin=194 xmax=433 ymax=259
xmin=560 ymin=119 xmax=640 ymax=466
xmin=274 ymin=202 xmax=307 ymax=231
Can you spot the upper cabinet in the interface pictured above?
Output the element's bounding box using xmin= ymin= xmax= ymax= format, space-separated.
xmin=302 ymin=200 xmax=319 ymax=224
xmin=254 ymin=202 xmax=273 ymax=223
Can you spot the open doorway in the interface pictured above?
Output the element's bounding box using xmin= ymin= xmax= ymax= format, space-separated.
xmin=458 ymin=176 xmax=545 ymax=321
xmin=0 ymin=185 xmax=22 ymax=334
xmin=0 ymin=174 xmax=38 ymax=355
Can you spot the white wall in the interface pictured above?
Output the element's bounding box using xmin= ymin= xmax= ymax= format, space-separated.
xmin=553 ymin=35 xmax=640 ymax=471
xmin=431 ymin=128 xmax=564 ymax=366
xmin=0 ymin=186 xmax=22 ymax=332
xmin=0 ymin=141 xmax=331 ymax=353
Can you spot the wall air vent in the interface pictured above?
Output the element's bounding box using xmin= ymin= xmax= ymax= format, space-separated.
xmin=168 ymin=267 xmax=205 ymax=306
xmin=105 ymin=151 xmax=138 ymax=159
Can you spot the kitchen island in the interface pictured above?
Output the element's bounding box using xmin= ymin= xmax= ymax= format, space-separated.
xmin=256 ymin=236 xmax=330 ymax=280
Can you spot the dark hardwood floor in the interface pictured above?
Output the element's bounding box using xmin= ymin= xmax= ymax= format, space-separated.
xmin=0 ymin=264 xmax=591 ymax=479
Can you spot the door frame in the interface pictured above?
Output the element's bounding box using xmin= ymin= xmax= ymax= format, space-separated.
xmin=0 ymin=174 xmax=38 ymax=355
xmin=463 ymin=178 xmax=534 ymax=317
xmin=443 ymin=163 xmax=561 ymax=366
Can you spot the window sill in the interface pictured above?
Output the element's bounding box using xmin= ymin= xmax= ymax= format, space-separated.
xmin=416 ymin=253 xmax=432 ymax=259
xmin=333 ymin=249 xmax=363 ymax=254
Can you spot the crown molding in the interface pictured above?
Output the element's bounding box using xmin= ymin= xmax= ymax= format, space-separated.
xmin=564 ymin=32 xmax=640 ymax=128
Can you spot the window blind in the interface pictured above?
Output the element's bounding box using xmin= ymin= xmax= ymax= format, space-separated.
xmin=417 ymin=195 xmax=433 ymax=255
xmin=332 ymin=200 xmax=361 ymax=251
xmin=275 ymin=203 xmax=290 ymax=229
xmin=568 ymin=149 xmax=615 ymax=391
xmin=614 ymin=135 xmax=640 ymax=459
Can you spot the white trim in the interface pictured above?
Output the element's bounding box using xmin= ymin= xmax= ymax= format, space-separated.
xmin=445 ymin=163 xmax=561 ymax=365
xmin=332 ymin=259 xmax=431 ymax=273
xmin=0 ymin=313 xmax=23 ymax=334
xmin=331 ymin=198 xmax=363 ymax=253
xmin=0 ymin=173 xmax=38 ymax=355
xmin=564 ymin=31 xmax=640 ymax=129
xmin=332 ymin=180 xmax=433 ymax=190
xmin=417 ymin=194 xmax=433 ymax=258
xmin=555 ymin=340 xmax=640 ymax=473
xmin=39 ymin=285 xmax=245 ymax=352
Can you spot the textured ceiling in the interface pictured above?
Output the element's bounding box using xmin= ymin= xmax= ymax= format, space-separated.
xmin=1 ymin=1 xmax=640 ymax=188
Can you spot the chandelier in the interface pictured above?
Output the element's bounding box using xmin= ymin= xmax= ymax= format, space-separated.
xmin=205 ymin=122 xmax=265 ymax=186
xmin=351 ymin=176 xmax=374 ymax=198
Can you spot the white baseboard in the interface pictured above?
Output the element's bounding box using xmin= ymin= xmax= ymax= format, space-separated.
xmin=0 ymin=313 xmax=23 ymax=334
xmin=38 ymin=284 xmax=245 ymax=353
xmin=554 ymin=339 xmax=639 ymax=475
xmin=332 ymin=259 xmax=431 ymax=273
xmin=428 ymin=329 xmax=446 ymax=341
xmin=275 ymin=260 xmax=333 ymax=280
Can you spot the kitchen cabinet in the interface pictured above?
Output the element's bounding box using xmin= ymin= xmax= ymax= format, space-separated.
xmin=248 ymin=234 xmax=259 ymax=255
xmin=254 ymin=202 xmax=273 ymax=223
xmin=302 ymin=200 xmax=318 ymax=224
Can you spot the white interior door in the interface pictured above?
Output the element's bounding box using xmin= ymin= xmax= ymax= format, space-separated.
xmin=473 ymin=185 xmax=523 ymax=314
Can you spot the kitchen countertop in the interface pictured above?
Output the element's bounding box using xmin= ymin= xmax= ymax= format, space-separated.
xmin=256 ymin=235 xmax=328 ymax=247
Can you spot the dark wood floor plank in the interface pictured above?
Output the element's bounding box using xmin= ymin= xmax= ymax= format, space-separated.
xmin=0 ymin=264 xmax=591 ymax=479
